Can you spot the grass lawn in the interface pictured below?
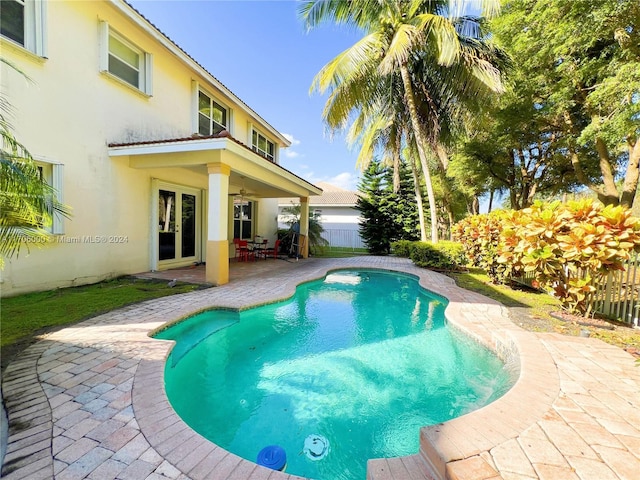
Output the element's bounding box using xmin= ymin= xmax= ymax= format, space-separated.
xmin=448 ymin=268 xmax=640 ymax=354
xmin=2 ymin=262 xmax=637 ymax=369
xmin=312 ymin=247 xmax=368 ymax=258
xmin=1 ymin=276 xmax=201 ymax=355
xmin=448 ymin=268 xmax=560 ymax=319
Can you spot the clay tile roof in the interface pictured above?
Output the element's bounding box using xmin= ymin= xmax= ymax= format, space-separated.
xmin=107 ymin=131 xmax=235 ymax=148
xmin=279 ymin=182 xmax=360 ymax=206
xmin=107 ymin=132 xmax=320 ymax=192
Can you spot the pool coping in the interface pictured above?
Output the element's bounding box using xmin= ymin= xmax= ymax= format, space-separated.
xmin=3 ymin=256 xmax=638 ymax=480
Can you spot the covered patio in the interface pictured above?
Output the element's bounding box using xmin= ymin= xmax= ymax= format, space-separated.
xmin=133 ymin=256 xmax=301 ymax=285
xmin=109 ymin=132 xmax=322 ymax=287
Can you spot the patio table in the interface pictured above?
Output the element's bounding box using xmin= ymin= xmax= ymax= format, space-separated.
xmin=248 ymin=239 xmax=268 ymax=259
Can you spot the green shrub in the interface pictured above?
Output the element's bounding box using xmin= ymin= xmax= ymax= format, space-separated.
xmin=454 ymin=200 xmax=640 ymax=315
xmin=410 ymin=241 xmax=466 ymax=271
xmin=497 ymin=200 xmax=640 ymax=315
xmin=391 ymin=240 xmax=415 ymax=258
xmin=452 ymin=210 xmax=510 ymax=283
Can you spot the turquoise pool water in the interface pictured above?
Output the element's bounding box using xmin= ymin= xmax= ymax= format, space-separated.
xmin=156 ymin=269 xmax=514 ymax=480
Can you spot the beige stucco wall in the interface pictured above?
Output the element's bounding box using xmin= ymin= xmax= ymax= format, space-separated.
xmin=0 ymin=0 xmax=286 ymax=296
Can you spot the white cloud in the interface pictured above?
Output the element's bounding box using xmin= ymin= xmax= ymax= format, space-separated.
xmin=282 ymin=132 xmax=302 ymax=159
xmin=326 ymin=172 xmax=359 ymax=191
xmin=280 ymin=161 xmax=359 ymax=192
xmin=282 ymin=133 xmax=301 ymax=146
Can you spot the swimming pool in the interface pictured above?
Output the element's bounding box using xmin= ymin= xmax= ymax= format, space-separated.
xmin=156 ymin=269 xmax=515 ymax=479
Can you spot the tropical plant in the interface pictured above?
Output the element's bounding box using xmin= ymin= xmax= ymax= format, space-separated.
xmin=300 ymin=0 xmax=505 ymax=243
xmin=0 ymin=58 xmax=70 ymax=267
xmin=278 ymin=202 xmax=329 ymax=255
xmin=497 ymin=200 xmax=640 ymax=315
xmin=452 ymin=209 xmax=511 ymax=283
xmin=455 ymin=199 xmax=640 ymax=315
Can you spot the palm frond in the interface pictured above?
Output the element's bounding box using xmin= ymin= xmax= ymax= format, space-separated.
xmin=311 ymin=32 xmax=383 ymax=94
xmin=299 ymin=0 xmax=383 ymax=31
xmin=414 ymin=13 xmax=461 ymax=66
xmin=379 ymin=23 xmax=421 ymax=74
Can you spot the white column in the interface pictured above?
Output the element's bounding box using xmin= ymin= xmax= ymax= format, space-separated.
xmin=206 ymin=163 xmax=230 ymax=285
xmin=299 ymin=197 xmax=310 ymax=258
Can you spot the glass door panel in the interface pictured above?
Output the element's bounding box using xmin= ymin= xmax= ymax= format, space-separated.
xmin=159 ymin=189 xmax=176 ymax=260
xmin=181 ymin=193 xmax=196 ymax=258
xmin=158 ymin=186 xmax=200 ymax=264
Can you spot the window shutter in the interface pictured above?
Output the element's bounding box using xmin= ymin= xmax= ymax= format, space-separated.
xmin=52 ymin=163 xmax=64 ymax=234
xmin=33 ymin=0 xmax=47 ymax=57
xmin=143 ymin=52 xmax=153 ymax=95
xmin=98 ymin=21 xmax=109 ymax=72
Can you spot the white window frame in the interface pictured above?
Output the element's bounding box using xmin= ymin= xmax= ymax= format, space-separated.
xmin=0 ymin=0 xmax=47 ymax=57
xmin=34 ymin=157 xmax=64 ymax=234
xmin=196 ymin=88 xmax=230 ymax=136
xmin=251 ymin=128 xmax=275 ymax=162
xmin=99 ymin=21 xmax=152 ymax=95
xmin=233 ymin=199 xmax=254 ymax=240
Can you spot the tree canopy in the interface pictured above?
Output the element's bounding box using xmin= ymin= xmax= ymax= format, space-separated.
xmin=301 ymin=0 xmax=505 ymax=242
xmin=480 ymin=0 xmax=640 ymax=207
xmin=356 ymin=160 xmax=420 ymax=254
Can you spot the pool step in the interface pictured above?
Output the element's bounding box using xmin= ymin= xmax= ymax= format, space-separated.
xmin=367 ymin=454 xmax=437 ymax=480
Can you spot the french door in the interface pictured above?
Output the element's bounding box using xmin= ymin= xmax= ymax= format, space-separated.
xmin=157 ymin=183 xmax=201 ymax=266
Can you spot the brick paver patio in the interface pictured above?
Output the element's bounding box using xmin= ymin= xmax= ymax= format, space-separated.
xmin=2 ymin=257 xmax=639 ymax=479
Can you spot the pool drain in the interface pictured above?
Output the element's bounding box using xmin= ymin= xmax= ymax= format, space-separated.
xmin=303 ymin=434 xmax=330 ymax=461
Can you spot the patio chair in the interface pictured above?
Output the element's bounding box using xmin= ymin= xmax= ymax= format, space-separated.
xmin=233 ymin=238 xmax=242 ymax=259
xmin=237 ymin=239 xmax=255 ymax=262
xmin=262 ymin=239 xmax=280 ymax=260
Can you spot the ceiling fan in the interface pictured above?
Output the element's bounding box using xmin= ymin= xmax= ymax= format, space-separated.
xmin=228 ymin=177 xmax=248 ymax=201
xmin=228 ymin=187 xmax=247 ymax=197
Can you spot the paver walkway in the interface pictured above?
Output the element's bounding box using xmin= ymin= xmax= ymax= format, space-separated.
xmin=2 ymin=257 xmax=639 ymax=480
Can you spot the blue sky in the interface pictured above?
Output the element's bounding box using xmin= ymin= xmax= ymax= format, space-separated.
xmin=128 ymin=0 xmax=365 ymax=190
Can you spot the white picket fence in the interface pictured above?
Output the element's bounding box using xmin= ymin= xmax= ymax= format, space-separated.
xmin=320 ymin=229 xmax=366 ymax=250
xmin=592 ymin=253 xmax=640 ymax=326
xmin=514 ymin=254 xmax=640 ymax=326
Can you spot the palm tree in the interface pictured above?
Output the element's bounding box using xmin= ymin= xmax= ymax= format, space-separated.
xmin=1 ymin=58 xmax=70 ymax=266
xmin=344 ymin=69 xmax=432 ymax=239
xmin=345 ymin=79 xmax=431 ymax=241
xmin=300 ymin=0 xmax=504 ymax=242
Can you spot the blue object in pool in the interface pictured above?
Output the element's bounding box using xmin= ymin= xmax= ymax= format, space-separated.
xmin=257 ymin=445 xmax=286 ymax=471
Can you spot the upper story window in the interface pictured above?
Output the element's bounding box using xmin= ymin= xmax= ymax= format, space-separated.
xmin=100 ymin=22 xmax=152 ymax=95
xmin=198 ymin=90 xmax=228 ymax=135
xmin=252 ymin=130 xmax=275 ymax=162
xmin=0 ymin=0 xmax=47 ymax=56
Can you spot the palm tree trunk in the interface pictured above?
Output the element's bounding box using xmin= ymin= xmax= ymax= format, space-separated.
xmin=400 ymin=64 xmax=438 ymax=243
xmin=392 ymin=134 xmax=401 ymax=194
xmin=409 ymin=154 xmax=428 ymax=241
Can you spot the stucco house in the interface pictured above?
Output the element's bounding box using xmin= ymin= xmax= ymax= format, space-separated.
xmin=279 ymin=182 xmax=364 ymax=249
xmin=0 ymin=0 xmax=321 ymax=296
